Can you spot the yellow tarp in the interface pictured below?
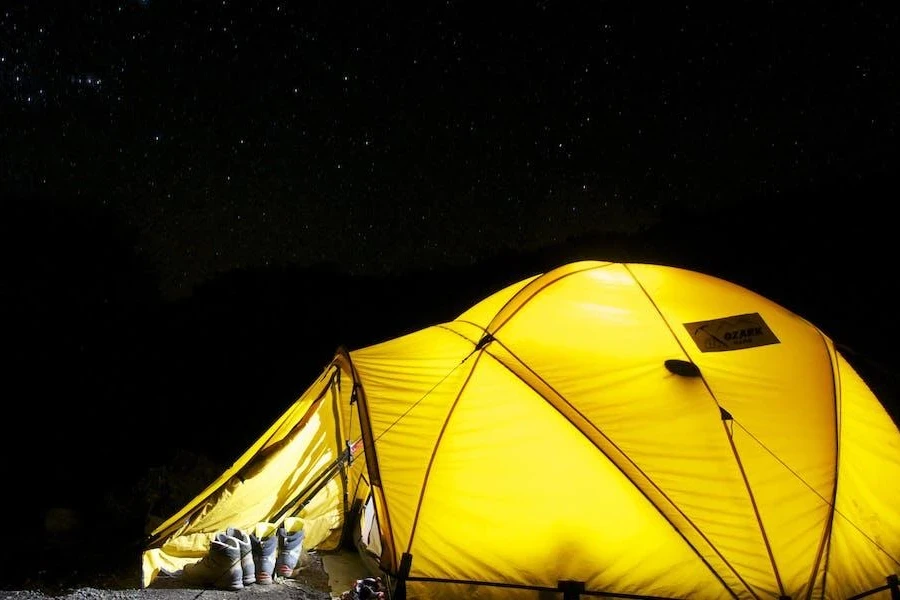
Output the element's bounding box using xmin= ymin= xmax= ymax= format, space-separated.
xmin=143 ymin=261 xmax=900 ymax=599
xmin=143 ymin=365 xmax=351 ymax=585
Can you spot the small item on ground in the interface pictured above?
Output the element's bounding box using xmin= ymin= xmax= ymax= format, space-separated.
xmin=338 ymin=576 xmax=386 ymax=599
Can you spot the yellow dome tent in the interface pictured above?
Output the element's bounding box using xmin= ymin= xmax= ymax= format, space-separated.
xmin=143 ymin=261 xmax=900 ymax=599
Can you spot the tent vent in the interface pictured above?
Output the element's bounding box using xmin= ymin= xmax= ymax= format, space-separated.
xmin=558 ymin=580 xmax=586 ymax=599
xmin=664 ymin=359 xmax=701 ymax=377
xmin=475 ymin=334 xmax=495 ymax=350
xmin=720 ymin=407 xmax=733 ymax=421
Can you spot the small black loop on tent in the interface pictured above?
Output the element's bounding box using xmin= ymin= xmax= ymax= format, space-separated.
xmin=665 ymin=359 xmax=701 ymax=377
xmin=720 ymin=407 xmax=733 ymax=421
xmin=558 ymin=580 xmax=585 ymax=600
xmin=888 ymin=574 xmax=900 ymax=600
xmin=475 ymin=334 xmax=495 ymax=350
xmin=350 ymin=383 xmax=360 ymax=405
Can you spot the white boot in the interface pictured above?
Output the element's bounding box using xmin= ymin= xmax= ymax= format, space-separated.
xmin=225 ymin=527 xmax=255 ymax=586
xmin=182 ymin=532 xmax=243 ymax=590
xmin=275 ymin=517 xmax=306 ymax=578
xmin=250 ymin=522 xmax=278 ymax=585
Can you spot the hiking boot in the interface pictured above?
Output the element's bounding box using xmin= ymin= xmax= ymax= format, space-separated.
xmin=275 ymin=517 xmax=306 ymax=578
xmin=225 ymin=527 xmax=255 ymax=586
xmin=182 ymin=532 xmax=243 ymax=590
xmin=250 ymin=522 xmax=278 ymax=585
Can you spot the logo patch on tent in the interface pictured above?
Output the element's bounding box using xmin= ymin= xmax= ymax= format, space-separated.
xmin=683 ymin=312 xmax=779 ymax=352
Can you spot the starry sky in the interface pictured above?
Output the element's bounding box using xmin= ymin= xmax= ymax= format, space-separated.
xmin=1 ymin=2 xmax=897 ymax=298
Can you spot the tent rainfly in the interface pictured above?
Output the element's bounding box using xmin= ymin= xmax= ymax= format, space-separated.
xmin=143 ymin=260 xmax=900 ymax=599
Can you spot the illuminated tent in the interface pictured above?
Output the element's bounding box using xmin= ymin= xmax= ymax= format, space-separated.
xmin=143 ymin=260 xmax=900 ymax=599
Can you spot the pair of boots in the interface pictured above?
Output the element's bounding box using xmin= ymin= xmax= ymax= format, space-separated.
xmin=182 ymin=518 xmax=305 ymax=590
xmin=253 ymin=517 xmax=307 ymax=582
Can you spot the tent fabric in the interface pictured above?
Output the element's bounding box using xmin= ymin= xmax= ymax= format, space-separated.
xmin=143 ymin=364 xmax=354 ymax=581
xmin=142 ymin=260 xmax=900 ymax=599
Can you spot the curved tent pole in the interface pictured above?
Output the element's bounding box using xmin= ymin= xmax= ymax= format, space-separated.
xmin=334 ymin=346 xmax=401 ymax=577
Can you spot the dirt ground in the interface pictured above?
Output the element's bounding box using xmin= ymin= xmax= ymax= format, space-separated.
xmin=0 ymin=549 xmax=373 ymax=600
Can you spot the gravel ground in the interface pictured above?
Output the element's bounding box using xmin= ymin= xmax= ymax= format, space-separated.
xmin=0 ymin=579 xmax=330 ymax=600
xmin=0 ymin=553 xmax=334 ymax=600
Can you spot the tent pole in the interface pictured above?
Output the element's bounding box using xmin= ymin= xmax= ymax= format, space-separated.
xmin=336 ymin=348 xmax=401 ymax=575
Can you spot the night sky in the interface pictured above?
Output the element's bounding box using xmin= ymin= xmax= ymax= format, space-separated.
xmin=2 ymin=2 xmax=899 ymax=584
xmin=3 ymin=2 xmax=895 ymax=297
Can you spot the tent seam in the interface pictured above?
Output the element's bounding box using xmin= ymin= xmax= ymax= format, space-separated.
xmin=484 ymin=340 xmax=745 ymax=600
xmin=721 ymin=420 xmax=787 ymax=596
xmin=622 ymin=263 xmax=779 ymax=598
xmin=371 ymin=344 xmax=473 ymax=444
xmin=807 ymin=330 xmax=841 ymax=600
xmin=404 ymin=352 xmax=483 ymax=555
xmin=485 ymin=261 xmax=614 ymax=336
xmin=335 ymin=348 xmax=401 ymax=576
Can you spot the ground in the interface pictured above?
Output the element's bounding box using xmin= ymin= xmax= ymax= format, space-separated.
xmin=0 ymin=550 xmax=372 ymax=600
